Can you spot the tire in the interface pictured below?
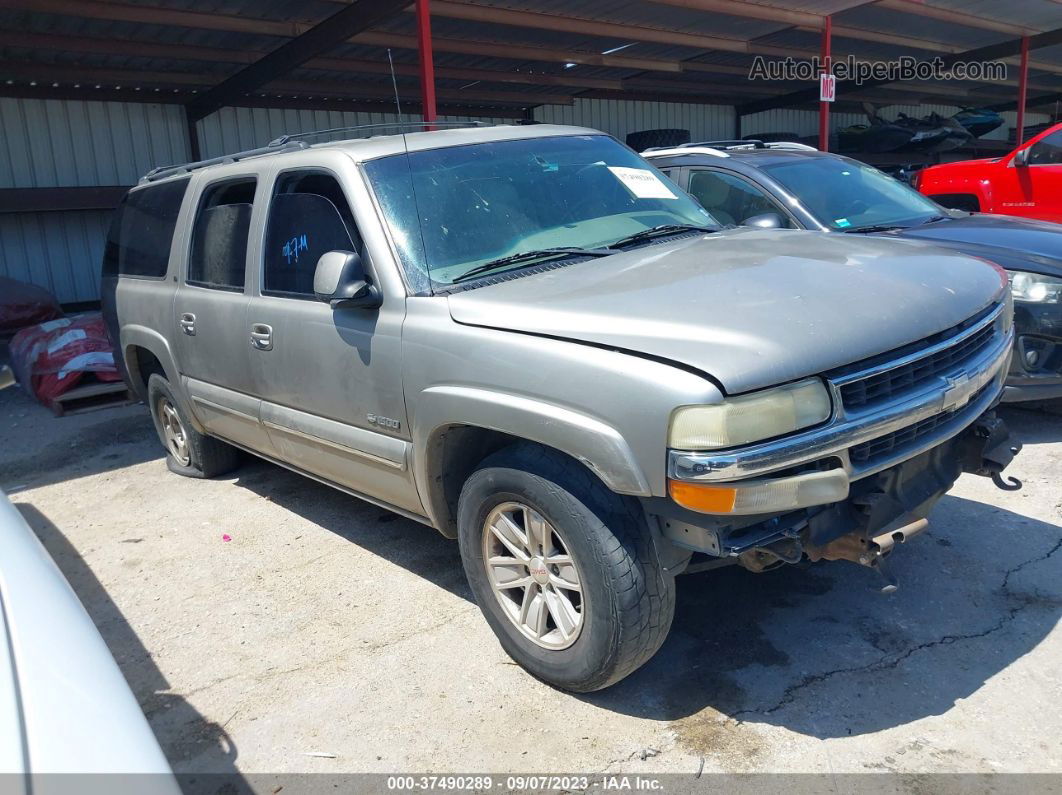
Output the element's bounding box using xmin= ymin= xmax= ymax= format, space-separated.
xmin=146 ymin=373 xmax=241 ymax=478
xmin=625 ymin=128 xmax=690 ymax=151
xmin=457 ymin=443 xmax=675 ymax=692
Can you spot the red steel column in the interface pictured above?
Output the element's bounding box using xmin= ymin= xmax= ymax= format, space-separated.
xmin=416 ymin=0 xmax=437 ymax=125
xmin=819 ymin=15 xmax=831 ymax=152
xmin=1016 ymin=34 xmax=1029 ymax=146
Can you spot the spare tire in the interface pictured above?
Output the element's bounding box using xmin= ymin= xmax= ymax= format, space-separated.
xmin=625 ymin=128 xmax=690 ymax=151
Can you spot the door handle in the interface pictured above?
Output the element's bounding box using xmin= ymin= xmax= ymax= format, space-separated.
xmin=179 ymin=312 xmax=196 ymax=336
xmin=250 ymin=323 xmax=273 ymax=351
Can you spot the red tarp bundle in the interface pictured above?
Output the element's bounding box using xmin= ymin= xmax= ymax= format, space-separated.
xmin=9 ymin=313 xmax=121 ymax=405
xmin=0 ymin=277 xmax=63 ymax=335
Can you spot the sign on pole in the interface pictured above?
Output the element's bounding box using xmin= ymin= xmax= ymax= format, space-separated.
xmin=819 ymin=72 xmax=836 ymax=102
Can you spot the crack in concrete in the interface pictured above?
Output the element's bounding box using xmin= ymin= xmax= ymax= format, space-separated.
xmin=733 ymin=538 xmax=1062 ymax=719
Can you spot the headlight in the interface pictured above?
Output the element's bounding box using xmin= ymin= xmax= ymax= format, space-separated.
xmin=669 ymin=377 xmax=831 ymax=450
xmin=1010 ymin=271 xmax=1062 ymax=304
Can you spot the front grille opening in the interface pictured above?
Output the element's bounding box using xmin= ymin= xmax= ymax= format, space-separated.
xmin=848 ymin=383 xmax=992 ymax=466
xmin=841 ymin=322 xmax=996 ymax=410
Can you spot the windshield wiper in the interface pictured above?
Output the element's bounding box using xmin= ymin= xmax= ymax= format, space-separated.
xmin=450 ymin=247 xmax=611 ymax=284
xmin=607 ymin=224 xmax=716 ymax=249
xmin=843 ymin=223 xmax=906 ymax=233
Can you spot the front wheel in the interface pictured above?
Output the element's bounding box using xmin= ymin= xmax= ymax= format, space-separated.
xmin=457 ymin=444 xmax=675 ymax=692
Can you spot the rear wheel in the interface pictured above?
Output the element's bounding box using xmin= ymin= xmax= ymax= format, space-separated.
xmin=147 ymin=373 xmax=240 ymax=478
xmin=457 ymin=444 xmax=675 ymax=692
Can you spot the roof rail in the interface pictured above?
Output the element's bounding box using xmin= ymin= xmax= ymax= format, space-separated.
xmin=268 ymin=120 xmax=488 ymax=146
xmin=141 ymin=139 xmax=309 ymax=183
xmin=763 ymin=141 xmax=818 ymax=151
xmin=683 ymin=139 xmax=767 ymax=149
xmin=141 ymin=121 xmax=493 ymax=183
xmin=641 ymin=145 xmax=730 ymax=159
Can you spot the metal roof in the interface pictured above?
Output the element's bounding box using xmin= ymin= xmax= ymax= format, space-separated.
xmin=0 ymin=0 xmax=1058 ymax=115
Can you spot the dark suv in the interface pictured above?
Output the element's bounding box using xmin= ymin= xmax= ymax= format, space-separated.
xmin=644 ymin=141 xmax=1062 ymax=404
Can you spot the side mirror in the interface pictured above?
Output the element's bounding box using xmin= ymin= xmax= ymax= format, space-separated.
xmin=0 ymin=365 xmax=13 ymax=391
xmin=313 ymin=250 xmax=381 ymax=309
xmin=742 ymin=212 xmax=783 ymax=229
xmin=1012 ymin=147 xmax=1030 ymax=167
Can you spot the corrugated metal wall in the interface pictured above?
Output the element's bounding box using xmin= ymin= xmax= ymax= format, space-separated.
xmin=534 ymin=98 xmax=735 ymax=142
xmin=0 ymin=97 xmax=189 ymax=303
xmin=0 ymin=95 xmax=1052 ymax=304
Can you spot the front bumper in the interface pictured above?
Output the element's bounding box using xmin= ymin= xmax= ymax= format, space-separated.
xmin=1002 ymin=301 xmax=1062 ymax=402
xmin=669 ymin=318 xmax=1013 ymax=499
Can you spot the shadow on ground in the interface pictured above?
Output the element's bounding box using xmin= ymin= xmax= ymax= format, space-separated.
xmin=15 ymin=502 xmax=246 ymax=788
xmin=232 ymin=451 xmax=1061 ymax=743
xmin=0 ymin=387 xmax=161 ymax=491
xmin=585 ymin=494 xmax=1061 ymax=743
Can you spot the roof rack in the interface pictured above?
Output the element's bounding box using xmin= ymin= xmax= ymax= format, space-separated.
xmin=268 ymin=120 xmax=487 ymax=146
xmin=642 ymin=139 xmax=819 ymax=158
xmin=142 ymin=139 xmax=309 ymax=183
xmin=142 ymin=120 xmax=492 ymax=183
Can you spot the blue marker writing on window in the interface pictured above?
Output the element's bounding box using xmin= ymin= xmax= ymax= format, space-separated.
xmin=283 ymin=234 xmax=309 ymax=264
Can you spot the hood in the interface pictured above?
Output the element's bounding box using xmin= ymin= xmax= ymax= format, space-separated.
xmin=447 ymin=229 xmax=1005 ymax=395
xmin=892 ymin=214 xmax=1062 ymax=276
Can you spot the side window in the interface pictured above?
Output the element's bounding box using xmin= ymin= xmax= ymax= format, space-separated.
xmin=263 ymin=171 xmax=362 ymax=298
xmin=187 ymin=178 xmax=256 ymax=291
xmin=102 ymin=177 xmax=190 ymax=278
xmin=687 ymin=170 xmax=794 ymax=228
xmin=1027 ymin=131 xmax=1062 ymax=165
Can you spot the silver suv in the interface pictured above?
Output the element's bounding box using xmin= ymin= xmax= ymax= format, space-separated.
xmin=102 ymin=123 xmax=1020 ymax=692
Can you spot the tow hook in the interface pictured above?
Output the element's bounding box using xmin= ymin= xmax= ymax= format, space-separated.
xmin=805 ymin=516 xmax=929 ymax=594
xmin=963 ymin=413 xmax=1023 ymax=491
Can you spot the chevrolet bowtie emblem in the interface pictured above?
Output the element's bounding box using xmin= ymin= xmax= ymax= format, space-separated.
xmin=941 ymin=371 xmax=977 ymax=413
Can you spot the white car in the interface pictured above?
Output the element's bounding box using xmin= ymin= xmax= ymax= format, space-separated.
xmin=0 ymin=489 xmax=179 ymax=794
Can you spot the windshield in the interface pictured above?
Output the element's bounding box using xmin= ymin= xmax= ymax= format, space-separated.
xmin=363 ymin=134 xmax=716 ymax=290
xmin=762 ymin=157 xmax=942 ymax=232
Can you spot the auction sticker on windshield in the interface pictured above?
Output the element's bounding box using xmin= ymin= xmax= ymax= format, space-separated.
xmin=607 ymin=166 xmax=677 ymax=199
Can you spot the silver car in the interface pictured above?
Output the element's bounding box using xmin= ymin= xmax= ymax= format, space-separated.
xmin=0 ymin=490 xmax=178 ymax=792
xmin=102 ymin=123 xmax=1020 ymax=691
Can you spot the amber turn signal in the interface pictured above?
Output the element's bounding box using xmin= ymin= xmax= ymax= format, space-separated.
xmin=668 ymin=480 xmax=738 ymax=513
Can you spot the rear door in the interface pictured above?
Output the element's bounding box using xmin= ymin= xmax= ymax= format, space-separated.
xmin=245 ymin=166 xmax=419 ymax=514
xmin=172 ymin=175 xmax=267 ymax=452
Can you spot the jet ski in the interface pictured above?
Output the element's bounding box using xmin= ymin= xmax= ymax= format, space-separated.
xmin=952 ymin=108 xmax=1004 ymax=138
xmin=836 ymin=123 xmax=913 ymax=153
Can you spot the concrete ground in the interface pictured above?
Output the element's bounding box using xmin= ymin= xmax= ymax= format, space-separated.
xmin=1 ymin=382 xmax=1060 ymax=783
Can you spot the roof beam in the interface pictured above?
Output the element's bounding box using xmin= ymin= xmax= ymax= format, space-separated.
xmin=0 ymin=31 xmax=626 ymax=91
xmin=185 ymin=0 xmax=409 ymax=121
xmin=0 ymin=82 xmax=527 ymax=118
xmin=0 ymin=62 xmax=575 ymax=107
xmin=873 ymin=0 xmax=1035 ymax=37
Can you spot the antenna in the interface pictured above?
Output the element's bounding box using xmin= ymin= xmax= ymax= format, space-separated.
xmin=387 ymin=49 xmax=403 ymax=118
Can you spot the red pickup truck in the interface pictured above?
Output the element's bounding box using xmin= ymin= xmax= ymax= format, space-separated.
xmin=914 ymin=122 xmax=1062 ymax=222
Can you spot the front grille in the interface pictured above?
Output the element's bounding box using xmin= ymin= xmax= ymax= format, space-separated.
xmin=849 ymin=384 xmax=992 ymax=466
xmin=838 ymin=312 xmax=998 ymax=411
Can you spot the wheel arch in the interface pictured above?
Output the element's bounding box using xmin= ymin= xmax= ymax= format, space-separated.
xmin=413 ymin=387 xmax=652 ymax=538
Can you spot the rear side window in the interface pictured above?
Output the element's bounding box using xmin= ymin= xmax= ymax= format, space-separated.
xmin=102 ymin=178 xmax=189 ymax=278
xmin=187 ymin=178 xmax=256 ymax=291
xmin=263 ymin=171 xmax=361 ymax=297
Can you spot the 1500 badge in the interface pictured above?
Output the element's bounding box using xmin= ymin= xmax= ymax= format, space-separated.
xmin=367 ymin=413 xmax=401 ymax=431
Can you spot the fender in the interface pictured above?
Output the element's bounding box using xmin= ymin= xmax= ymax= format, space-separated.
xmin=412 ymin=385 xmax=652 ymax=528
xmin=118 ymin=324 xmax=206 ymax=432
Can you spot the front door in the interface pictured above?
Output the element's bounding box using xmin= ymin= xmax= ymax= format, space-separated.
xmin=172 ymin=175 xmax=266 ymax=452
xmin=246 ymin=168 xmax=421 ymax=514
xmin=1006 ymin=129 xmax=1062 ymax=222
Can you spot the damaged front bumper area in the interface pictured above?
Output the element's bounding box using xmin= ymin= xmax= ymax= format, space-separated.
xmin=649 ymin=303 xmax=1022 ymax=588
